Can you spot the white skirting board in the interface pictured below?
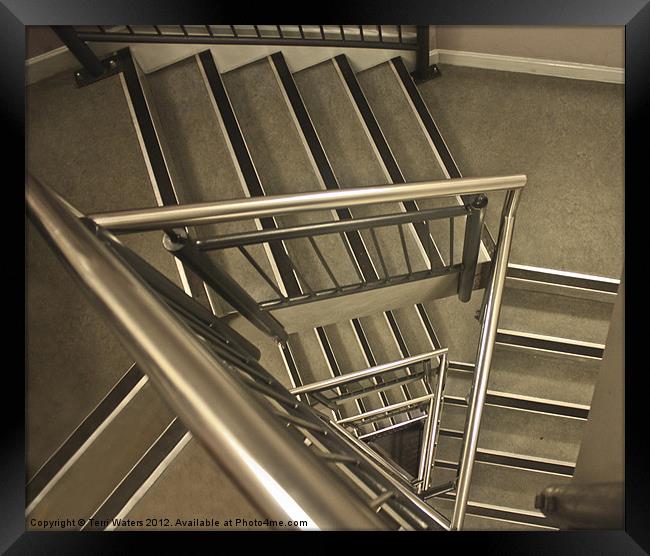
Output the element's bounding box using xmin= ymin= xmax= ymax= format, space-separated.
xmin=430 ymin=49 xmax=624 ymax=84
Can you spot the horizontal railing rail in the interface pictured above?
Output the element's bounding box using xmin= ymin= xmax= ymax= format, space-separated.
xmin=72 ymin=24 xmax=418 ymax=48
xmin=88 ymin=175 xmax=526 ymax=232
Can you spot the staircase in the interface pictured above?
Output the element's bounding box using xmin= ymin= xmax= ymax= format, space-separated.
xmin=25 ymin=39 xmax=618 ymax=531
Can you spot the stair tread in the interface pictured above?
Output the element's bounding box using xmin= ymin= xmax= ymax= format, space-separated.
xmin=146 ymin=56 xmax=281 ymax=309
xmin=500 ymin=287 xmax=613 ymax=345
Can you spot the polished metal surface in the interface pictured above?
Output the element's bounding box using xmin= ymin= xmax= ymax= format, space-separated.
xmin=26 ymin=174 xmax=387 ymax=531
xmin=451 ymin=189 xmax=522 ymax=530
xmin=417 ymin=353 xmax=447 ymax=493
xmin=89 ymin=175 xmax=527 ymax=233
xmin=290 ymin=350 xmax=446 ymax=395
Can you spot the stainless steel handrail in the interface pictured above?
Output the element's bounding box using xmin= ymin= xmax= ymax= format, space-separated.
xmin=25 ymin=174 xmax=387 ymax=531
xmin=451 ymin=188 xmax=523 ymax=529
xmin=88 ymin=175 xmax=527 ymax=233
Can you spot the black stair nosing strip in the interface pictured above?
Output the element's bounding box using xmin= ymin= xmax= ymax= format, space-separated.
xmin=390 ymin=55 xmax=496 ymax=253
xmin=443 ymin=393 xmax=589 ymax=420
xmin=269 ymin=52 xmax=339 ymax=189
xmin=84 ymin=418 xmax=188 ymax=530
xmin=334 ymin=54 xmax=445 ymax=267
xmin=495 ymin=331 xmax=605 ymax=359
xmin=476 ymin=452 xmax=575 ymax=477
xmin=269 ymin=51 xmax=378 ymax=284
xmin=26 ymin=364 xmax=145 ymax=505
xmin=506 ymin=265 xmax=620 ymax=294
xmin=436 ymin=493 xmax=553 ymax=529
xmin=118 ymin=48 xmax=178 ymax=207
xmin=197 ymin=50 xmax=301 ymax=298
xmin=415 ymin=304 xmax=443 ymax=350
xmin=315 ymin=327 xmax=343 ymax=378
xmin=351 ymin=319 xmax=377 ymax=368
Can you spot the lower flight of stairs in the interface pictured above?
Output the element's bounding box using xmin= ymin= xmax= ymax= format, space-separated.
xmin=25 ymin=46 xmax=617 ymax=530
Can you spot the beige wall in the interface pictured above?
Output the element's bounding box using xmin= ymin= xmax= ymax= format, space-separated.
xmin=435 ymin=26 xmax=624 ymax=68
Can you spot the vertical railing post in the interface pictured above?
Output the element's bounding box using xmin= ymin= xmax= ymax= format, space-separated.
xmin=52 ymin=26 xmax=107 ymax=78
xmin=451 ymin=189 xmax=522 ymax=530
xmin=417 ymin=352 xmax=448 ymax=494
xmin=458 ymin=194 xmax=488 ymax=302
xmin=163 ymin=229 xmax=288 ymax=342
xmin=413 ymin=26 xmax=440 ymax=82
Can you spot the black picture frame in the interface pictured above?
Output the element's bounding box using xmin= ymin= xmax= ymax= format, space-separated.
xmin=7 ymin=0 xmax=647 ymax=552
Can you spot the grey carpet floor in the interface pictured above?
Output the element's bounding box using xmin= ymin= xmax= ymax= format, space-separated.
xmin=418 ymin=64 xmax=624 ymax=279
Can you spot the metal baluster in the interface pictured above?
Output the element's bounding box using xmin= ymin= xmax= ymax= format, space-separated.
xmin=180 ymin=25 xmax=189 ymax=36
xmin=339 ymin=25 xmax=345 ymax=40
xmin=319 ymin=25 xmax=326 ymax=40
xmin=230 ymin=25 xmax=239 ymax=37
xmin=276 ymin=25 xmax=284 ymax=38
xmin=377 ymin=25 xmax=383 ymax=42
xmin=308 ymin=236 xmax=340 ymax=291
xmin=340 ymin=232 xmax=366 ymax=286
xmin=154 ymin=25 xmax=162 ymax=35
xmin=298 ymin=25 xmax=305 ymax=39
xmin=205 ymin=25 xmax=214 ymax=37
xmin=283 ymin=243 xmax=315 ymax=295
xmin=253 ymin=25 xmax=260 ymax=38
xmin=359 ymin=25 xmax=365 ymax=41
xmin=397 ymin=224 xmax=412 ymax=276
xmin=237 ymin=245 xmax=286 ymax=300
xmin=397 ymin=25 xmax=403 ymax=44
xmin=369 ymin=227 xmax=389 ymax=280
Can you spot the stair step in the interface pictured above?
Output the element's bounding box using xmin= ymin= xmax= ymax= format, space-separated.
xmin=27 ymin=381 xmax=175 ymax=528
xmin=440 ymin=402 xmax=585 ymax=463
xmin=489 ymin=347 xmax=600 ymax=407
xmin=430 ymin=463 xmax=570 ymax=520
xmin=500 ymin=287 xmax=614 ymax=345
xmin=146 ymin=55 xmax=282 ymax=312
xmin=428 ymin=494 xmax=555 ymax=531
